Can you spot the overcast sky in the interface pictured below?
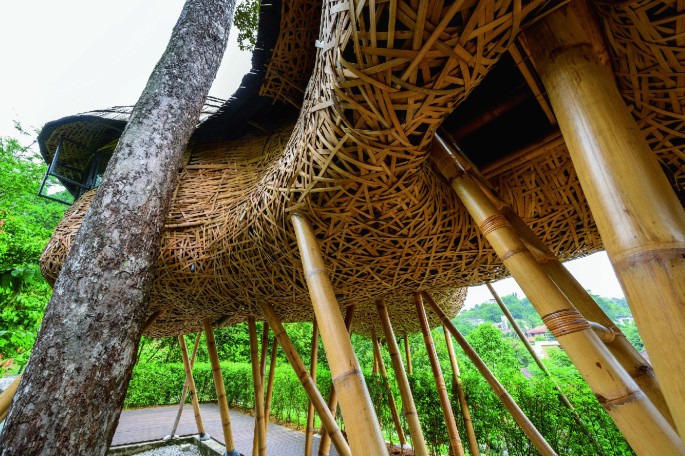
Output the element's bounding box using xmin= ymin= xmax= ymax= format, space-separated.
xmin=0 ymin=1 xmax=627 ymax=307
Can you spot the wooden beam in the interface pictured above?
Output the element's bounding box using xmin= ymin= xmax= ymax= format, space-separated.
xmin=443 ymin=326 xmax=479 ymax=456
xmin=318 ymin=305 xmax=355 ymax=456
xmin=377 ymin=300 xmax=428 ymax=456
xmin=415 ymin=293 xmax=465 ymax=456
xmin=203 ymin=318 xmax=240 ymax=456
xmin=178 ymin=333 xmax=208 ymax=440
xmin=524 ymin=2 xmax=685 ymax=435
xmin=249 ymin=317 xmax=267 ymax=456
xmin=291 ymin=212 xmax=388 ymax=456
xmin=371 ymin=331 xmax=407 ymax=447
xmin=423 ymin=292 xmax=557 ymax=456
xmin=305 ymin=322 xmax=320 ymax=456
xmin=259 ymin=300 xmax=352 ymax=456
xmin=431 ymin=135 xmax=685 ymax=454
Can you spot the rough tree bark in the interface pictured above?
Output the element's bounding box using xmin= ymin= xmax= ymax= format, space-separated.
xmin=0 ymin=0 xmax=234 ymax=453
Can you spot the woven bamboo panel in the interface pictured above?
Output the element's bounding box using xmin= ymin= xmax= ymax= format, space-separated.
xmin=258 ymin=0 xmax=322 ymax=106
xmin=598 ymin=0 xmax=685 ymax=191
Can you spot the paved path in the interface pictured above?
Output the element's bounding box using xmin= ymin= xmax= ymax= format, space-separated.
xmin=113 ymin=404 xmax=339 ymax=456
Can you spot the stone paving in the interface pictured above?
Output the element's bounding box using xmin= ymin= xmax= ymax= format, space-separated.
xmin=113 ymin=404 xmax=339 ymax=456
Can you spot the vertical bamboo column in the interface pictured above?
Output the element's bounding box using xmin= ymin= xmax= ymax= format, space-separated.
xmin=249 ymin=317 xmax=267 ymax=456
xmin=203 ymin=318 xmax=240 ymax=456
xmin=404 ymin=335 xmax=413 ymax=376
xmin=259 ymin=300 xmax=352 ymax=456
xmin=371 ymin=331 xmax=407 ymax=447
xmin=524 ymin=1 xmax=685 ymax=436
xmin=0 ymin=375 xmax=21 ymax=422
xmin=431 ymin=137 xmax=685 ymax=454
xmin=415 ymin=293 xmax=465 ymax=456
xmin=253 ymin=323 xmax=271 ymax=456
xmin=291 ymin=212 xmax=388 ymax=456
xmin=170 ymin=332 xmax=205 ymax=440
xmin=305 ymin=322 xmax=320 ymax=456
xmin=178 ymin=334 xmax=209 ymax=440
xmin=376 ymin=300 xmax=429 ymax=456
xmin=264 ymin=336 xmax=278 ymax=430
xmin=423 ymin=293 xmax=557 ymax=456
xmin=486 ymin=283 xmax=605 ymax=454
xmin=318 ymin=305 xmax=355 ymax=456
xmin=443 ymin=327 xmax=479 ymax=456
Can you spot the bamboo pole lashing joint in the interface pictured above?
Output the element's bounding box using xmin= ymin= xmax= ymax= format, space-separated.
xmin=589 ymin=322 xmax=617 ymax=343
xmin=479 ymin=214 xmax=512 ymax=236
xmin=541 ymin=309 xmax=590 ymax=339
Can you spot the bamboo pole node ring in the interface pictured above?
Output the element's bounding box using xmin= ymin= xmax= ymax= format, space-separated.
xmin=541 ymin=309 xmax=590 ymax=338
xmin=479 ymin=214 xmax=512 ymax=236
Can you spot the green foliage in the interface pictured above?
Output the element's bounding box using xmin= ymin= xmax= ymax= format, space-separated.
xmin=234 ymin=0 xmax=260 ymax=51
xmin=0 ymin=136 xmax=66 ymax=373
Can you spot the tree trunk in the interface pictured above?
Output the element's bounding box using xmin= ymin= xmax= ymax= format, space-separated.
xmin=0 ymin=0 xmax=233 ymax=453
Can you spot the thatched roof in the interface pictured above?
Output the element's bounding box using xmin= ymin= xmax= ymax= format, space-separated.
xmin=39 ymin=0 xmax=685 ymax=337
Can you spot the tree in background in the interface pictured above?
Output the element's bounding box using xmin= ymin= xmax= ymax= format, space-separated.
xmin=0 ymin=136 xmax=66 ymax=373
xmin=234 ymin=0 xmax=259 ymax=51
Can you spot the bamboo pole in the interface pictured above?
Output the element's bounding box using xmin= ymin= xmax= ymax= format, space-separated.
xmin=264 ymin=336 xmax=278 ymax=430
xmin=404 ymin=335 xmax=413 ymax=376
xmin=443 ymin=326 xmax=479 ymax=456
xmin=318 ymin=305 xmax=355 ymax=456
xmin=291 ymin=212 xmax=388 ymax=456
xmin=524 ymin=1 xmax=685 ymax=436
xmin=170 ymin=331 xmax=204 ymax=440
xmin=371 ymin=331 xmax=407 ymax=447
xmin=0 ymin=375 xmax=21 ymax=423
xmin=486 ymin=283 xmax=605 ymax=454
xmin=423 ymin=293 xmax=558 ymax=456
xmin=499 ymin=198 xmax=673 ymax=425
xmin=253 ymin=323 xmax=270 ymax=456
xmin=430 ymin=137 xmax=685 ymax=454
xmin=415 ymin=293 xmax=465 ymax=456
xmin=178 ymin=333 xmax=208 ymax=440
xmin=305 ymin=322 xmax=320 ymax=456
xmin=376 ymin=300 xmax=429 ymax=456
xmin=259 ymin=300 xmax=352 ymax=456
xmin=203 ymin=318 xmax=240 ymax=456
xmin=249 ymin=317 xmax=267 ymax=456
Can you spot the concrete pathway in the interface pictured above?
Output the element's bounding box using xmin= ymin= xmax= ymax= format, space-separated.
xmin=113 ymin=404 xmax=339 ymax=456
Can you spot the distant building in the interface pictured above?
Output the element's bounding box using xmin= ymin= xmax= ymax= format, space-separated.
xmin=532 ymin=341 xmax=560 ymax=359
xmin=526 ymin=325 xmax=550 ymax=341
xmin=617 ymin=316 xmax=635 ymax=325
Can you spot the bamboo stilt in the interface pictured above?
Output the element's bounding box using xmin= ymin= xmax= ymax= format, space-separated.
xmin=264 ymin=336 xmax=278 ymax=430
xmin=178 ymin=333 xmax=208 ymax=439
xmin=249 ymin=317 xmax=267 ymax=456
xmin=524 ymin=1 xmax=685 ymax=436
xmin=376 ymin=300 xmax=429 ymax=456
xmin=259 ymin=300 xmax=352 ymax=456
xmin=486 ymin=283 xmax=605 ymax=454
xmin=404 ymin=335 xmax=413 ymax=376
xmin=431 ymin=138 xmax=685 ymax=454
xmin=0 ymin=375 xmax=21 ymax=423
xmin=423 ymin=292 xmax=558 ymax=456
xmin=170 ymin=331 xmax=204 ymax=439
xmin=253 ymin=323 xmax=270 ymax=456
xmin=443 ymin=326 xmax=479 ymax=456
xmin=318 ymin=305 xmax=355 ymax=456
xmin=372 ymin=350 xmax=379 ymax=375
xmin=291 ymin=212 xmax=388 ymax=456
xmin=371 ymin=331 xmax=407 ymax=447
xmin=305 ymin=322 xmax=320 ymax=456
xmin=203 ymin=318 xmax=239 ymax=456
xmin=415 ymin=293 xmax=465 ymax=456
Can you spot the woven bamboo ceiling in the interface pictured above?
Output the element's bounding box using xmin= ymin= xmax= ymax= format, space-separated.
xmin=39 ymin=0 xmax=685 ymax=338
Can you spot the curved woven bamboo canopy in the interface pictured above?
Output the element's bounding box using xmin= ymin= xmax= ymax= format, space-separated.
xmin=39 ymin=0 xmax=685 ymax=339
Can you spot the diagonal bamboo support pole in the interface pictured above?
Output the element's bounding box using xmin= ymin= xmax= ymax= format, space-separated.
xmin=423 ymin=292 xmax=557 ymax=456
xmin=0 ymin=375 xmax=21 ymax=423
xmin=376 ymin=299 xmax=429 ymax=456
xmin=486 ymin=283 xmax=604 ymax=455
xmin=291 ymin=212 xmax=388 ymax=456
xmin=443 ymin=326 xmax=479 ymax=456
xmin=177 ymin=333 xmax=209 ymax=440
xmin=259 ymin=300 xmax=352 ymax=456
xmin=523 ymin=1 xmax=685 ymax=436
xmin=264 ymin=335 xmax=278 ymax=433
xmin=403 ymin=335 xmax=413 ymax=376
xmin=371 ymin=331 xmax=407 ymax=447
xmin=415 ymin=293 xmax=465 ymax=456
xmin=203 ymin=318 xmax=240 ymax=456
xmin=249 ymin=317 xmax=267 ymax=456
xmin=431 ymin=138 xmax=685 ymax=454
xmin=253 ymin=323 xmax=271 ymax=456
xmin=305 ymin=322 xmax=320 ymax=456
xmin=318 ymin=305 xmax=355 ymax=456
